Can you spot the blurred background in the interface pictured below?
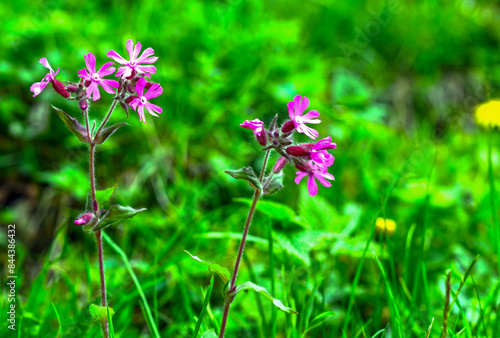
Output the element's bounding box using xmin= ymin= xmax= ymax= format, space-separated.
xmin=1 ymin=0 xmax=499 ymax=337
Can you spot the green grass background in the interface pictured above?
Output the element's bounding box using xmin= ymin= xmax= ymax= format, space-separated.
xmin=1 ymin=0 xmax=500 ymax=337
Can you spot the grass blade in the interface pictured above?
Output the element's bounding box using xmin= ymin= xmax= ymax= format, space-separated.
xmin=192 ymin=276 xmax=214 ymax=338
xmin=103 ymin=232 xmax=161 ymax=338
xmin=51 ymin=303 xmax=62 ymax=337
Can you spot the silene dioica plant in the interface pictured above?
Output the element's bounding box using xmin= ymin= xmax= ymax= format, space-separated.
xmin=187 ymin=95 xmax=337 ymax=337
xmin=30 ymin=40 xmax=162 ymax=337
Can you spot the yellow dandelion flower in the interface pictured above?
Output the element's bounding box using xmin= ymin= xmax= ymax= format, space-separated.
xmin=375 ymin=217 xmax=396 ymax=236
xmin=475 ymin=100 xmax=500 ymax=128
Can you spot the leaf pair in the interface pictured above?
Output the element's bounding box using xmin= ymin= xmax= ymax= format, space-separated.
xmin=53 ymin=106 xmax=128 ymax=145
xmin=185 ymin=251 xmax=297 ymax=314
xmin=224 ymin=167 xmax=284 ymax=195
xmin=83 ymin=184 xmax=146 ymax=232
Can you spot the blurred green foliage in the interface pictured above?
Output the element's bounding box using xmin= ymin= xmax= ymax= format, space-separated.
xmin=1 ymin=0 xmax=500 ymax=337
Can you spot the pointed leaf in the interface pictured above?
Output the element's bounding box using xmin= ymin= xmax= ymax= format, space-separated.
xmin=89 ymin=304 xmax=114 ymax=324
xmin=93 ymin=205 xmax=146 ymax=231
xmin=201 ymin=329 xmax=218 ymax=338
xmin=233 ymin=281 xmax=298 ymax=314
xmin=184 ymin=250 xmax=231 ymax=284
xmin=263 ymin=172 xmax=284 ymax=195
xmin=224 ymin=167 xmax=262 ymax=190
xmin=52 ymin=106 xmax=89 ymax=142
xmin=94 ymin=122 xmax=129 ymax=145
xmin=95 ymin=184 xmax=118 ymax=206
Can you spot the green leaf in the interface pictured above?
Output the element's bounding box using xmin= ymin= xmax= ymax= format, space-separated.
xmin=233 ymin=281 xmax=298 ymax=314
xmin=302 ymin=311 xmax=336 ymax=336
xmin=184 ymin=251 xmax=231 ymax=284
xmin=234 ymin=198 xmax=299 ymax=225
xmin=224 ymin=167 xmax=262 ymax=190
xmin=201 ymin=329 xmax=218 ymax=338
xmin=93 ymin=205 xmax=146 ymax=231
xmin=95 ymin=184 xmax=118 ymax=206
xmin=94 ymin=122 xmax=129 ymax=145
xmin=263 ymin=172 xmax=284 ymax=195
xmin=107 ymin=306 xmax=115 ymax=338
xmin=52 ymin=106 xmax=88 ymax=142
xmin=89 ymin=304 xmax=114 ymax=324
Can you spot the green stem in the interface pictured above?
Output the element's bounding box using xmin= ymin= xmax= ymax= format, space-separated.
xmin=95 ymin=98 xmax=120 ymax=138
xmin=219 ymin=149 xmax=271 ymax=338
xmin=487 ymin=130 xmax=500 ymax=274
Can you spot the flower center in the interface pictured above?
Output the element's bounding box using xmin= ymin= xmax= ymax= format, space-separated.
xmin=140 ymin=96 xmax=147 ymax=105
xmin=295 ymin=116 xmax=303 ymax=124
xmin=92 ymin=73 xmax=100 ymax=81
xmin=129 ymin=61 xmax=136 ymax=68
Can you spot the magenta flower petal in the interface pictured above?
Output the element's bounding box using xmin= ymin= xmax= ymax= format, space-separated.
xmin=295 ymin=171 xmax=308 ymax=185
xmin=307 ymin=174 xmax=318 ymax=196
xmin=133 ymin=41 xmax=142 ymax=60
xmin=145 ymin=83 xmax=163 ymax=99
xmin=240 ymin=119 xmax=264 ymax=136
xmin=136 ymin=77 xmax=147 ymax=97
xmin=106 ymin=50 xmax=128 ymax=64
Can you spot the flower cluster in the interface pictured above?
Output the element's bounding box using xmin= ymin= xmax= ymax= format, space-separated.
xmin=240 ymin=95 xmax=336 ymax=196
xmin=30 ymin=40 xmax=163 ymax=124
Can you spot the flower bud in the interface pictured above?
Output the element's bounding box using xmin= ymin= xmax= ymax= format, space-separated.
xmin=127 ymin=84 xmax=135 ymax=93
xmin=286 ymin=146 xmax=310 ymax=156
xmin=281 ymin=120 xmax=295 ymax=133
xmin=66 ymin=85 xmax=79 ymax=93
xmin=74 ymin=213 xmax=94 ymax=226
xmin=273 ymin=157 xmax=287 ymax=173
xmin=79 ymin=99 xmax=88 ymax=110
xmin=125 ymin=95 xmax=138 ymax=104
xmin=51 ymin=79 xmax=70 ymax=98
xmin=256 ymin=131 xmax=267 ymax=146
xmin=295 ymin=164 xmax=308 ymax=172
xmin=84 ymin=80 xmax=92 ymax=87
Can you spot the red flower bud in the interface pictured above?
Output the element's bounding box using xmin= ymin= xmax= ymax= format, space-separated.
xmin=66 ymin=85 xmax=79 ymax=93
xmin=127 ymin=84 xmax=135 ymax=93
xmin=79 ymin=99 xmax=88 ymax=110
xmin=51 ymin=79 xmax=70 ymax=98
xmin=125 ymin=95 xmax=138 ymax=104
xmin=256 ymin=131 xmax=267 ymax=146
xmin=281 ymin=120 xmax=295 ymax=133
xmin=84 ymin=80 xmax=92 ymax=87
xmin=273 ymin=157 xmax=287 ymax=173
xmin=295 ymin=164 xmax=308 ymax=172
xmin=286 ymin=146 xmax=310 ymax=156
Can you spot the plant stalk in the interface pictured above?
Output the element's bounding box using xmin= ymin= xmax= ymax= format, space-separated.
xmin=219 ymin=149 xmax=271 ymax=337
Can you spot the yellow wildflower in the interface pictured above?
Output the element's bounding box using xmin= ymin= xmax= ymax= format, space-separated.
xmin=475 ymin=100 xmax=500 ymax=128
xmin=375 ymin=217 xmax=396 ymax=236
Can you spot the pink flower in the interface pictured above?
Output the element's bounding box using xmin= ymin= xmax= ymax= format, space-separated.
xmin=295 ymin=161 xmax=334 ymax=196
xmin=128 ymin=77 xmax=163 ymax=123
xmin=107 ymin=40 xmax=158 ymax=78
xmin=288 ymin=95 xmax=321 ymax=139
xmin=77 ymin=53 xmax=119 ymax=101
xmin=30 ymin=58 xmax=59 ymax=97
xmin=310 ymin=137 xmax=337 ymax=166
xmin=74 ymin=213 xmax=94 ymax=226
xmin=240 ymin=119 xmax=264 ymax=136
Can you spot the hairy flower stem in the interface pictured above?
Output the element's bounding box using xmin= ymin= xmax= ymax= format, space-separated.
xmin=219 ymin=149 xmax=271 ymax=338
xmin=84 ymin=101 xmax=118 ymax=338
